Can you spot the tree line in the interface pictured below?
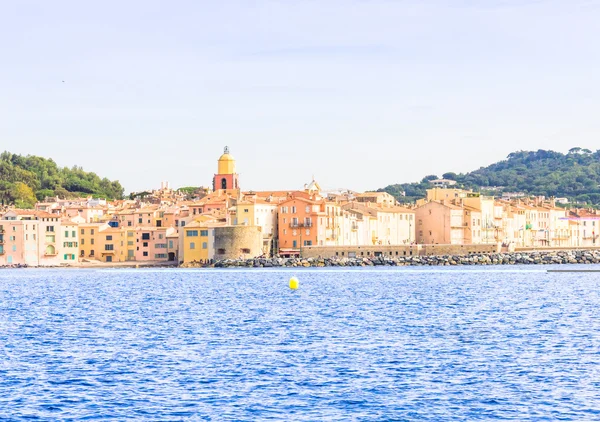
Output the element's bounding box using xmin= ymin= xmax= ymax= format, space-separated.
xmin=378 ymin=148 xmax=600 ymax=206
xmin=0 ymin=151 xmax=124 ymax=208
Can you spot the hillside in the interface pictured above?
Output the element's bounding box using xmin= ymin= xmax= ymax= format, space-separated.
xmin=379 ymin=148 xmax=600 ymax=205
xmin=0 ymin=152 xmax=124 ymax=208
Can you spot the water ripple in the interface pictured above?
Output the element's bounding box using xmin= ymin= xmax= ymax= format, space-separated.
xmin=1 ymin=266 xmax=600 ymax=420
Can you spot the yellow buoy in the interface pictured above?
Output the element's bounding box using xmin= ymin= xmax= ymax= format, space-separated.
xmin=289 ymin=276 xmax=299 ymax=290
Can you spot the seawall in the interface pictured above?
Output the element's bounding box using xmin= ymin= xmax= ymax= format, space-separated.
xmin=203 ymin=249 xmax=600 ymax=268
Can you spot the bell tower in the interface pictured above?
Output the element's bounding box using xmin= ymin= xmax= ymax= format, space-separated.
xmin=213 ymin=146 xmax=240 ymax=192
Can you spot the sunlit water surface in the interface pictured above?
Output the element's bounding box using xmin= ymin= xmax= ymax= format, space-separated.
xmin=1 ymin=266 xmax=600 ymax=420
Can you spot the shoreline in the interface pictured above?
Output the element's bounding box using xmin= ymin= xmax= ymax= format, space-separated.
xmin=4 ymin=250 xmax=600 ymax=270
xmin=193 ymin=249 xmax=600 ymax=268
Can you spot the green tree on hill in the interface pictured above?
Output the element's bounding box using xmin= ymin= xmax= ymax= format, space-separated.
xmin=0 ymin=151 xmax=124 ymax=208
xmin=378 ymin=148 xmax=600 ymax=206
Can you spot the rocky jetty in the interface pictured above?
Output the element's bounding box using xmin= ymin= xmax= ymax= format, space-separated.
xmin=186 ymin=250 xmax=600 ymax=268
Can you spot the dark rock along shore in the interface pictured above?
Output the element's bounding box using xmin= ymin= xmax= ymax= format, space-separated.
xmin=183 ymin=250 xmax=600 ymax=268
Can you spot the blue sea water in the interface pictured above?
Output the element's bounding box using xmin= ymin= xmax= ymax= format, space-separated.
xmin=1 ymin=266 xmax=600 ymax=420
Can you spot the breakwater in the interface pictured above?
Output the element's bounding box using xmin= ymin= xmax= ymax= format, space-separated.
xmin=190 ymin=250 xmax=600 ymax=268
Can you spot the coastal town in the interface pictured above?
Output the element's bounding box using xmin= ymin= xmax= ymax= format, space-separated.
xmin=0 ymin=147 xmax=598 ymax=267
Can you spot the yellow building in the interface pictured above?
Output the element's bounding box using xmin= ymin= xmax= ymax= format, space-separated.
xmin=218 ymin=149 xmax=236 ymax=174
xmin=79 ymin=223 xmax=108 ymax=261
xmin=97 ymin=226 xmax=124 ymax=263
xmin=212 ymin=146 xmax=240 ymax=194
xmin=181 ymin=220 xmax=215 ymax=264
xmin=79 ymin=223 xmax=132 ymax=262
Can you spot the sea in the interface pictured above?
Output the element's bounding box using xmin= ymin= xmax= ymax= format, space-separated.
xmin=1 ymin=266 xmax=600 ymax=420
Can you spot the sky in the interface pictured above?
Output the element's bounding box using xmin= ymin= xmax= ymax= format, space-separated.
xmin=1 ymin=0 xmax=599 ymax=194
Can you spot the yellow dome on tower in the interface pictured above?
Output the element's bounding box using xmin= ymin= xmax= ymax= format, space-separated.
xmin=218 ymin=146 xmax=236 ymax=175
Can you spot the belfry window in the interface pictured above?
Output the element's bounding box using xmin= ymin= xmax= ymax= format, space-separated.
xmin=221 ymin=178 xmax=227 ymax=189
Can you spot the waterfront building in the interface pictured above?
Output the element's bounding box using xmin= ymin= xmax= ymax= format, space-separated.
xmin=79 ymin=223 xmax=110 ymax=261
xmin=415 ymin=201 xmax=465 ymax=245
xmin=181 ymin=220 xmax=218 ymax=264
xmin=60 ymin=219 xmax=79 ymax=264
xmin=235 ymin=197 xmax=278 ymax=255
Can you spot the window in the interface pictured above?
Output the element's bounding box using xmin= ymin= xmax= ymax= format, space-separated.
xmin=281 ymin=206 xmax=288 ymax=214
xmin=283 ymin=229 xmax=287 ymax=235
xmin=244 ymin=209 xmax=249 ymax=213
xmin=106 ymin=235 xmax=112 ymax=241
xmin=138 ymin=218 xmax=142 ymax=224
xmin=168 ymin=240 xmax=173 ymax=248
xmin=128 ymin=221 xmax=132 ymax=227
xmin=186 ymin=230 xmax=199 ymax=237
xmin=155 ymin=254 xmax=167 ymax=259
xmin=306 ymin=229 xmax=310 ymax=235
xmin=128 ymin=241 xmax=134 ymax=246
xmin=65 ymin=231 xmax=69 ymax=238
xmin=156 ymin=244 xmax=166 ymax=248
xmin=143 ymin=251 xmax=148 ymax=257
xmin=202 ymin=242 xmax=208 ymax=249
xmin=90 ymin=250 xmax=95 ymax=256
xmin=46 ymin=226 xmax=54 ymax=232
xmin=72 ymin=231 xmax=76 ymax=237
xmin=105 ymin=244 xmax=114 ymax=251
xmin=91 ymin=238 xmax=95 ymax=245
xmin=143 ymin=242 xmax=148 ymax=247
xmin=190 ymin=242 xmax=196 ymax=250
xmin=303 ymin=240 xmax=313 ymax=246
xmin=291 ymin=206 xmax=296 ymax=213
xmin=200 ymin=230 xmax=208 ymax=236
xmin=91 ymin=229 xmax=95 ymax=235
xmin=158 ymin=234 xmax=163 ymax=239
xmin=305 ymin=206 xmax=310 ymax=213
xmin=217 ymin=248 xmax=226 ymax=254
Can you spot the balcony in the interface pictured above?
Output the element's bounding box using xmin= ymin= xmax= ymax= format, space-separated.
xmin=289 ymin=221 xmax=313 ymax=228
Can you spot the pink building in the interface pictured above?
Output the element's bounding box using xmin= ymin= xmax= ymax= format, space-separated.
xmin=133 ymin=227 xmax=174 ymax=261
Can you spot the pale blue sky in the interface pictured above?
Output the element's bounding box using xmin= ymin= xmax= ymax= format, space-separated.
xmin=1 ymin=0 xmax=599 ymax=193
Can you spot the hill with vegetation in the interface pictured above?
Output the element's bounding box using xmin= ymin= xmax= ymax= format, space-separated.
xmin=379 ymin=148 xmax=600 ymax=205
xmin=0 ymin=152 xmax=124 ymax=208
